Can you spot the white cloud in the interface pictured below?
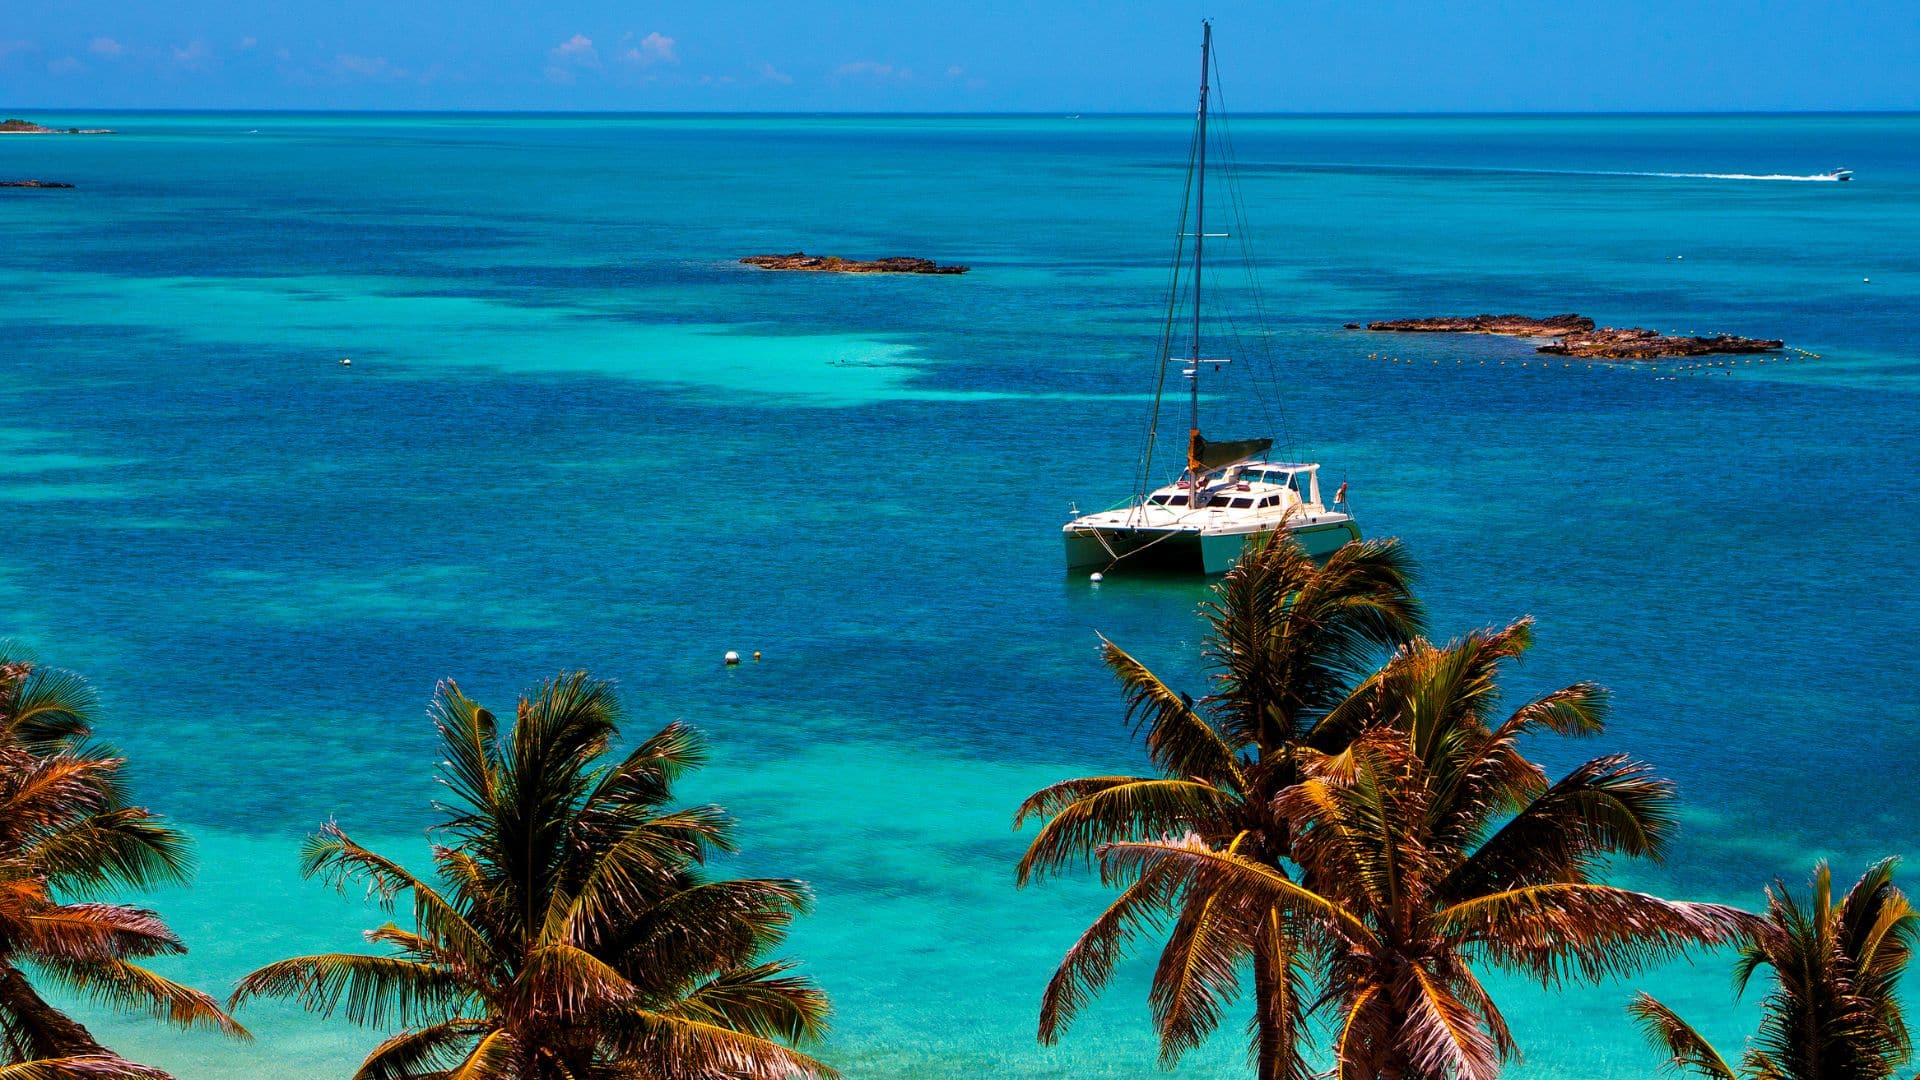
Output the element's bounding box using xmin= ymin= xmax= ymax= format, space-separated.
xmin=545 ymin=33 xmax=598 ymax=83
xmin=757 ymin=62 xmax=793 ymax=84
xmin=833 ymin=60 xmax=911 ymax=82
xmin=46 ymin=55 xmax=85 ymax=76
xmin=169 ymin=40 xmax=213 ymax=70
xmin=89 ymin=37 xmax=125 ymax=58
xmin=336 ymin=53 xmax=409 ymax=80
xmin=618 ymin=31 xmax=676 ymax=65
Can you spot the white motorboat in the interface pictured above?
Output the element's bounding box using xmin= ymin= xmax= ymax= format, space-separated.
xmin=1062 ymin=22 xmax=1361 ymax=576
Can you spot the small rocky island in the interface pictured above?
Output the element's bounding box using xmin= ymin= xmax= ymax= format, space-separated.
xmin=1359 ymin=313 xmax=1783 ymax=360
xmin=1 ymin=179 xmax=75 ymax=189
xmin=741 ymin=252 xmax=968 ymax=275
xmin=1365 ymin=314 xmax=1595 ymax=336
xmin=1 ymin=118 xmax=112 ymax=135
xmin=1538 ymin=327 xmax=1784 ymax=359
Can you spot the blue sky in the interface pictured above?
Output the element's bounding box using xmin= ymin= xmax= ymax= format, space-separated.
xmin=2 ymin=1 xmax=1916 ymax=112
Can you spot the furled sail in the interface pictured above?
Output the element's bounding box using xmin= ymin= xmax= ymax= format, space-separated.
xmin=1187 ymin=431 xmax=1273 ymax=473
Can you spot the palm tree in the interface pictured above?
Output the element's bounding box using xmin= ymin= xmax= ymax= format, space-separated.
xmin=0 ymin=647 xmax=247 ymax=1078
xmin=1100 ymin=626 xmax=1757 ymax=1080
xmin=1014 ymin=533 xmax=1424 ymax=1079
xmin=1631 ymin=859 xmax=1918 ymax=1080
xmin=232 ymin=672 xmax=834 ymax=1080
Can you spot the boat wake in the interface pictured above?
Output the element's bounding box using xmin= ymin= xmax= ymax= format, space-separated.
xmin=1632 ymin=171 xmax=1843 ymax=182
xmin=1229 ymin=161 xmax=1851 ymax=183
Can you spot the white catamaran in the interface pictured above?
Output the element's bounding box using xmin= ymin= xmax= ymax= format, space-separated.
xmin=1063 ymin=22 xmax=1361 ymax=576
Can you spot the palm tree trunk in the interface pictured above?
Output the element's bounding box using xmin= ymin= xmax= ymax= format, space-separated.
xmin=1251 ymin=930 xmax=1291 ymax=1080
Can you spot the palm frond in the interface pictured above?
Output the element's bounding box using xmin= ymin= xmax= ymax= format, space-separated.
xmin=1396 ymin=963 xmax=1500 ymax=1080
xmin=25 ymin=808 xmax=193 ymax=894
xmin=611 ymin=878 xmax=811 ymax=995
xmin=1101 ymin=639 xmax=1247 ymax=787
xmin=299 ymin=826 xmax=491 ymax=970
xmin=1013 ymin=776 xmax=1160 ymax=829
xmin=606 ymin=1009 xmax=838 ymax=1080
xmin=1628 ymin=992 xmax=1739 ymax=1079
xmin=0 ymin=661 xmax=100 ymax=751
xmin=1148 ymin=879 xmax=1253 ymax=1065
xmin=1036 ymin=860 xmax=1181 ymax=1043
xmin=581 ymin=720 xmax=707 ymax=813
xmin=1440 ymin=754 xmax=1678 ymax=901
xmin=446 ymin=1026 xmax=516 ymax=1080
xmin=1437 ymin=884 xmax=1755 ymax=985
xmin=1097 ymin=836 xmax=1381 ymax=952
xmin=666 ymin=961 xmax=831 ymax=1044
xmin=28 ymin=956 xmax=247 ymax=1038
xmin=1016 ymin=779 xmax=1231 ymax=884
xmin=17 ymin=904 xmax=184 ymax=963
xmin=430 ymin=681 xmax=500 ymax=817
xmin=512 ymin=942 xmax=637 ymax=1019
xmin=353 ymin=1018 xmax=492 ymax=1080
xmin=228 ymin=953 xmax=475 ymax=1028
xmin=0 ymin=1057 xmax=170 ymax=1080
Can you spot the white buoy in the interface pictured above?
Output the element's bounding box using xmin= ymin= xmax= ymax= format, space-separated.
xmin=724 ymin=651 xmax=740 ymax=666
xmin=1864 ymin=277 xmax=1871 ymax=283
xmin=1089 ymin=572 xmax=1104 ymax=583
xmin=339 ymin=357 xmax=352 ymax=366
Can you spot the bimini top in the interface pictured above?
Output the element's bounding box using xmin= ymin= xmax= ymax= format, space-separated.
xmin=1236 ymin=461 xmax=1321 ymax=473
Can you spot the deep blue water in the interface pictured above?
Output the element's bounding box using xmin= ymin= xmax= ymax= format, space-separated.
xmin=2 ymin=111 xmax=1917 ymax=1077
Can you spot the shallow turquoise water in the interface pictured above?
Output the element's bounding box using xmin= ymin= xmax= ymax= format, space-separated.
xmin=2 ymin=111 xmax=1918 ymax=1076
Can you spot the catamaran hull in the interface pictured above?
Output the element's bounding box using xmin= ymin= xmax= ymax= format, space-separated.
xmin=1064 ymin=518 xmax=1361 ymax=575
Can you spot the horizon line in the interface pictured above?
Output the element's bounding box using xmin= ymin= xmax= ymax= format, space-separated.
xmin=11 ymin=107 xmax=1920 ymax=119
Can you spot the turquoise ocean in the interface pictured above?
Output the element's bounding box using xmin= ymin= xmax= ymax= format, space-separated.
xmin=2 ymin=111 xmax=1918 ymax=1076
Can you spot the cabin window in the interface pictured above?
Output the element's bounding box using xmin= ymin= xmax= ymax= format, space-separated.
xmin=1148 ymin=493 xmax=1190 ymax=507
xmin=1258 ymin=495 xmax=1279 ymax=508
xmin=1229 ymin=497 xmax=1253 ymax=508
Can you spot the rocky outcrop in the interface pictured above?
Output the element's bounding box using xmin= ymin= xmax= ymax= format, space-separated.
xmin=1361 ymin=312 xmax=1784 ymax=360
xmin=1 ymin=179 xmax=75 ymax=188
xmin=741 ymin=252 xmax=968 ymax=275
xmin=1537 ymin=328 xmax=1784 ymax=359
xmin=1366 ymin=314 xmax=1595 ymax=336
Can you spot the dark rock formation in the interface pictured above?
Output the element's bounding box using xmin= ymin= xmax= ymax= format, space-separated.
xmin=0 ymin=118 xmax=112 ymax=134
xmin=1 ymin=179 xmax=75 ymax=188
xmin=1367 ymin=314 xmax=1595 ymax=336
xmin=1343 ymin=322 xmax=1361 ymax=330
xmin=1537 ymin=328 xmax=1784 ymax=359
xmin=741 ymin=252 xmax=968 ymax=275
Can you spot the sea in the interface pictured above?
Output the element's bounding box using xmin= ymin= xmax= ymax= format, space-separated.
xmin=2 ymin=111 xmax=1917 ymax=1077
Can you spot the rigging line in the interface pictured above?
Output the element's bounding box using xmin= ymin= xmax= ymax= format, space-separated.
xmin=1209 ymin=58 xmax=1298 ymax=461
xmin=1211 ymin=64 xmax=1293 ymax=459
xmin=1135 ymin=97 xmax=1204 ymax=505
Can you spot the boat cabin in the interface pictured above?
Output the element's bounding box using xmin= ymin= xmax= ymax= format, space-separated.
xmin=1143 ymin=461 xmax=1328 ymax=512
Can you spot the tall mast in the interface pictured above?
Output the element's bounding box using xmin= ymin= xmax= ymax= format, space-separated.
xmin=1188 ymin=21 xmax=1211 ymax=480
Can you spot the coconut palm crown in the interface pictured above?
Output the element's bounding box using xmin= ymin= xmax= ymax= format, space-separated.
xmin=232 ymin=672 xmax=833 ymax=1080
xmin=1103 ymin=623 xmax=1759 ymax=1080
xmin=1631 ymin=858 xmax=1919 ymax=1080
xmin=1014 ymin=533 xmax=1424 ymax=1079
xmin=0 ymin=646 xmax=247 ymax=1079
